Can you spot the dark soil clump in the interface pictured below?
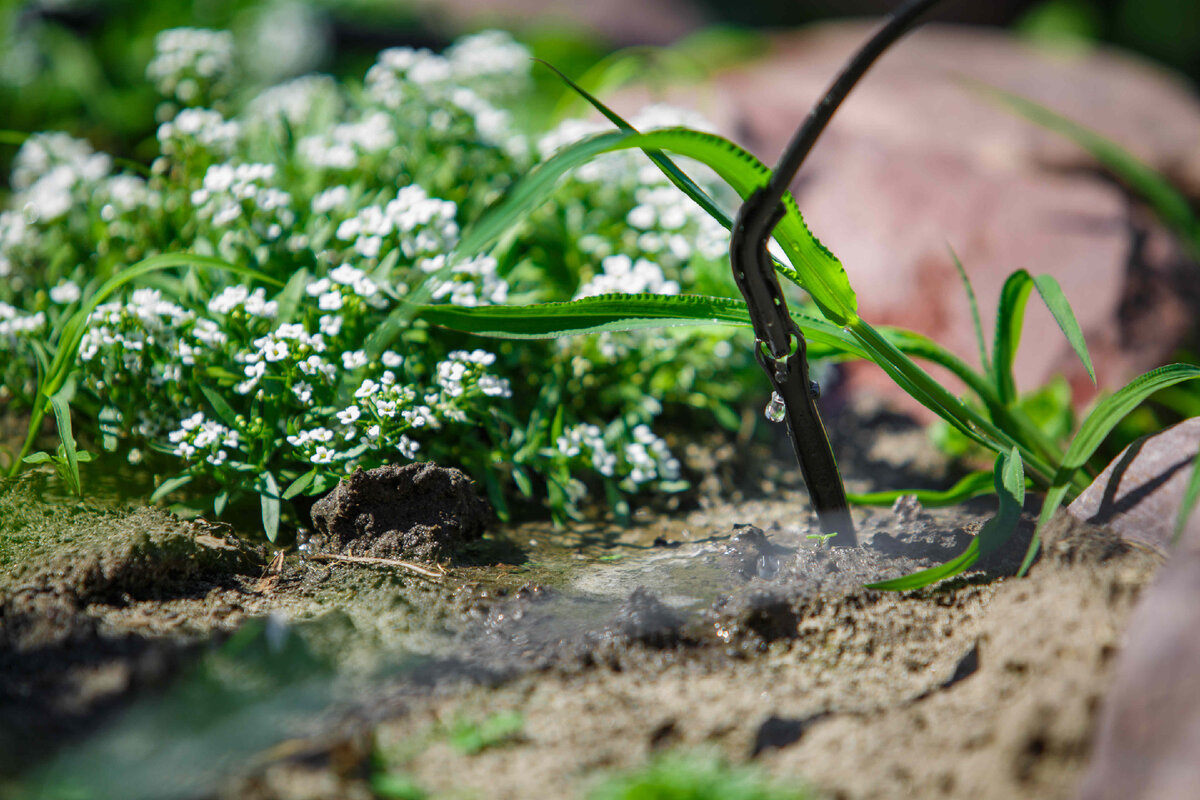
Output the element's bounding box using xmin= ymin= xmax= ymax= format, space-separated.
xmin=308 ymin=463 xmax=491 ymax=562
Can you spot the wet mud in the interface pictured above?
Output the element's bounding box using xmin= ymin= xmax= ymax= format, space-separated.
xmin=0 ymin=413 xmax=1166 ymax=800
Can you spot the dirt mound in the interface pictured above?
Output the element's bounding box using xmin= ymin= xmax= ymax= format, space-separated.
xmin=308 ymin=463 xmax=491 ymax=563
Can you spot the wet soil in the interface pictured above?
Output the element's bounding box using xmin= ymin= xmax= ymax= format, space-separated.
xmin=0 ymin=407 xmax=1165 ymax=800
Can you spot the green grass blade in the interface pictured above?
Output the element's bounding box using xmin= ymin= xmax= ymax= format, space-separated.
xmin=1176 ymin=448 xmax=1200 ymax=546
xmin=974 ymin=81 xmax=1200 ymax=259
xmin=413 ymin=294 xmax=753 ymax=338
xmin=536 ymin=59 xmax=734 ymax=230
xmin=870 ymin=447 xmax=1024 ymax=590
xmin=847 ymin=469 xmax=996 ymax=507
xmin=1032 ymin=274 xmax=1095 ymax=384
xmin=867 ymin=538 xmax=982 ymax=591
xmin=993 ymin=269 xmax=1034 ymax=407
xmin=260 ymin=471 xmax=281 ymax=543
xmin=1057 ymin=364 xmax=1200 ymax=477
xmin=48 ymin=391 xmax=82 ymax=497
xmin=948 ymin=245 xmax=989 ymax=373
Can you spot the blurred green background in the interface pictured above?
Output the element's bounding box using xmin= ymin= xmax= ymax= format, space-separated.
xmin=1 ymin=0 xmax=1195 ymax=179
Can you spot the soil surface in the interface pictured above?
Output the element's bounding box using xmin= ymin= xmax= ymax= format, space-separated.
xmin=0 ymin=407 xmax=1165 ymax=800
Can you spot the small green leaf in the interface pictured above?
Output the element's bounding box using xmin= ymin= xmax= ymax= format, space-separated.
xmin=21 ymin=452 xmax=54 ymax=465
xmin=214 ymin=490 xmax=230 ymax=517
xmin=200 ymin=384 xmax=240 ymax=430
xmin=260 ymin=471 xmax=281 ymax=543
xmin=282 ymin=469 xmax=316 ymax=500
xmin=49 ymin=391 xmax=82 ymax=496
xmin=1032 ymin=274 xmax=1094 ymax=384
xmin=151 ymin=473 xmax=193 ymax=503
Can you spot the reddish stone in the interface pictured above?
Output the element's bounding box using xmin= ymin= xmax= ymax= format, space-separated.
xmin=1068 ymin=417 xmax=1200 ymax=556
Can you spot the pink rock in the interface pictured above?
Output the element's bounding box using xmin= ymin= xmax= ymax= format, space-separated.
xmin=409 ymin=0 xmax=708 ymax=46
xmin=1068 ymin=417 xmax=1200 ymax=555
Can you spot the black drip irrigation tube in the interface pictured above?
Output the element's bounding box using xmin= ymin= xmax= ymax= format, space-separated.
xmin=728 ymin=0 xmax=947 ymax=546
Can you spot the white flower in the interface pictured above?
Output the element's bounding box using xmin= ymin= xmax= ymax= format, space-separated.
xmin=382 ymin=351 xmax=403 ymax=368
xmin=49 ymin=281 xmax=81 ymax=305
xmin=337 ymin=406 xmax=361 ymax=424
xmin=342 ymin=350 xmax=367 ymax=370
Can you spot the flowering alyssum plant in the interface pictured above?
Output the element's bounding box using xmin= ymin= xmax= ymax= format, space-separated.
xmin=0 ymin=28 xmax=758 ymax=536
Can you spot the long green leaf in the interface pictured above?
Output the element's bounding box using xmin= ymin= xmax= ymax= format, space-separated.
xmin=414 ymin=293 xmax=752 ymax=338
xmin=413 ymin=294 xmax=883 ymax=367
xmin=260 ymin=471 xmax=281 ymax=543
xmin=993 ymin=269 xmax=1034 ymax=407
xmin=1017 ymin=363 xmax=1200 ymax=575
xmin=456 ymin=127 xmax=858 ymax=324
xmin=1032 ymin=274 xmax=1095 ymax=384
xmin=869 ymin=447 xmax=1024 ymax=591
xmin=847 ymin=469 xmax=995 ymax=507
xmin=949 ymin=245 xmax=989 ymax=373
xmin=975 ymin=81 xmax=1200 ymax=259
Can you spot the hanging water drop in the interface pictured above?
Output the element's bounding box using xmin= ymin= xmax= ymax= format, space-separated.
xmin=764 ymin=391 xmax=786 ymax=422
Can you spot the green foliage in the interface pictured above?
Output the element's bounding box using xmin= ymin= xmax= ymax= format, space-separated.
xmin=2 ymin=28 xmax=762 ymax=531
xmin=589 ymin=754 xmax=814 ymax=800
xmin=447 ymin=710 xmax=525 ymax=755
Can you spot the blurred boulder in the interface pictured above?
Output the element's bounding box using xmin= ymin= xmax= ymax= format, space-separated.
xmin=409 ymin=0 xmax=709 ymax=45
xmin=1076 ymin=551 xmax=1200 ymax=800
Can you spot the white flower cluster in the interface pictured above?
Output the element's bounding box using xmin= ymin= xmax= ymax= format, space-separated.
xmin=554 ymin=422 xmax=679 ymax=487
xmin=190 ymin=162 xmax=295 ymax=240
xmin=168 ymin=411 xmax=240 ymax=466
xmin=0 ymin=211 xmax=34 ymax=279
xmin=622 ymin=424 xmax=681 ymax=486
xmin=10 ymin=132 xmax=112 ymax=224
xmin=363 ymin=31 xmax=529 ymax=152
xmin=334 ymin=184 xmax=458 ymax=261
xmin=421 ymin=253 xmax=509 ymax=307
xmin=556 ymin=423 xmax=618 ymax=477
xmin=208 ymin=284 xmax=279 ymax=318
xmin=574 ymin=254 xmax=680 ymax=299
xmin=157 ymin=108 xmax=241 ymax=159
xmin=0 ymin=302 xmax=46 ymax=343
xmin=78 ymin=289 xmax=194 ymax=378
xmin=246 ymin=75 xmax=341 ymax=130
xmin=435 ymin=349 xmax=512 ymax=400
xmin=146 ymin=28 xmax=236 ymax=105
xmin=296 ymin=111 xmax=396 ymax=170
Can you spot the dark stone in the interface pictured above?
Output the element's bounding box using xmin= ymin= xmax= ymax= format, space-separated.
xmin=309 ymin=463 xmax=491 ymax=563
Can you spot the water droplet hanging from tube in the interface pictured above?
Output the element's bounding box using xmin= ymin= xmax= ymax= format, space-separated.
xmin=764 ymin=391 xmax=786 ymax=422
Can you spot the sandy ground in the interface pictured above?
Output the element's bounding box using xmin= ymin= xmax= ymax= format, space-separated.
xmin=0 ymin=416 xmax=1164 ymax=800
